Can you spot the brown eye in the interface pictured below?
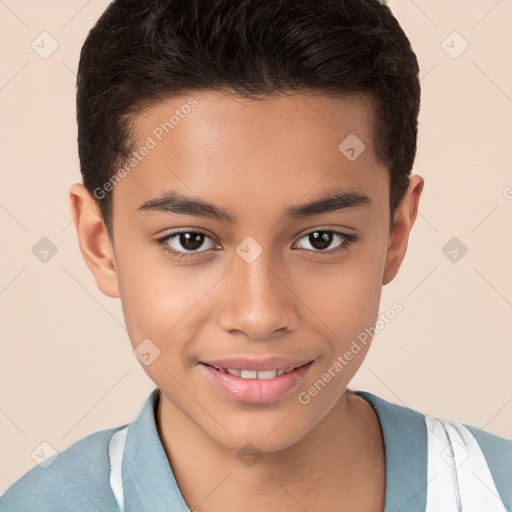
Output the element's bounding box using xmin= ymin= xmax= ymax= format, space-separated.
xmin=177 ymin=232 xmax=206 ymax=251
xmin=294 ymin=230 xmax=357 ymax=254
xmin=158 ymin=230 xmax=218 ymax=257
xmin=308 ymin=231 xmax=334 ymax=250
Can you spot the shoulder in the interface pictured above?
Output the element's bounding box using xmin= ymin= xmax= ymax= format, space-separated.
xmin=354 ymin=389 xmax=512 ymax=459
xmin=0 ymin=424 xmax=127 ymax=512
xmin=426 ymin=417 xmax=512 ymax=510
xmin=461 ymin=423 xmax=512 ymax=500
xmin=354 ymin=389 xmax=512 ymax=509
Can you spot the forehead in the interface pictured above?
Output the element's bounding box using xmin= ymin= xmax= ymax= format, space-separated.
xmin=115 ymin=90 xmax=388 ymax=216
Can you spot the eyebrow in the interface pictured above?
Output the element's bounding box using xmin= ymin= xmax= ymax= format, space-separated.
xmin=137 ymin=189 xmax=371 ymax=222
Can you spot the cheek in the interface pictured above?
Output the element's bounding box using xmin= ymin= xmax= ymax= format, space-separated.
xmin=115 ymin=246 xmax=216 ymax=361
xmin=302 ymin=253 xmax=384 ymax=339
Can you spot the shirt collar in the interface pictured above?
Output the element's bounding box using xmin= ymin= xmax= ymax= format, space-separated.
xmin=123 ymin=388 xmax=191 ymax=512
xmin=355 ymin=390 xmax=428 ymax=512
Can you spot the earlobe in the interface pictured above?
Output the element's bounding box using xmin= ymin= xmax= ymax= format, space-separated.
xmin=382 ymin=175 xmax=424 ymax=286
xmin=68 ymin=183 xmax=120 ymax=298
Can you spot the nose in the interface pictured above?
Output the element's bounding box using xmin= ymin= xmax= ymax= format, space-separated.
xmin=216 ymin=249 xmax=300 ymax=341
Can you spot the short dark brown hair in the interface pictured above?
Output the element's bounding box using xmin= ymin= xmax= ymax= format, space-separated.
xmin=77 ymin=0 xmax=420 ymax=239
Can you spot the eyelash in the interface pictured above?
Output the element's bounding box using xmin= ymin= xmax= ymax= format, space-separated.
xmin=154 ymin=229 xmax=358 ymax=262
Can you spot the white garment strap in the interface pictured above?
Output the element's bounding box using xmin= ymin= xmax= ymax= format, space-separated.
xmin=425 ymin=416 xmax=507 ymax=512
xmin=109 ymin=426 xmax=129 ymax=512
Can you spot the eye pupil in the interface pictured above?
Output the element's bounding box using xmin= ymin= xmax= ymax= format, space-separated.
xmin=180 ymin=232 xmax=204 ymax=251
xmin=309 ymin=231 xmax=333 ymax=250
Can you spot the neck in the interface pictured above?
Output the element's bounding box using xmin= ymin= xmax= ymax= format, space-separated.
xmin=157 ymin=390 xmax=385 ymax=511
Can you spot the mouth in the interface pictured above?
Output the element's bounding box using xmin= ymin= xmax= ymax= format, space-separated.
xmin=199 ymin=360 xmax=314 ymax=404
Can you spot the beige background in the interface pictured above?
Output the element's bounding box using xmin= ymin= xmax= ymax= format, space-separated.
xmin=1 ymin=0 xmax=511 ymax=493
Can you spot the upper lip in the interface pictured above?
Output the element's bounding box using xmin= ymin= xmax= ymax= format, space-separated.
xmin=201 ymin=356 xmax=314 ymax=371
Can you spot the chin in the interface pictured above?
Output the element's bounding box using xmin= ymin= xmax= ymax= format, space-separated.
xmin=204 ymin=410 xmax=311 ymax=454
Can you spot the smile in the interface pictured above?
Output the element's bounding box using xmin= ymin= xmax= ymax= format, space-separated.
xmin=207 ymin=365 xmax=301 ymax=379
xmin=200 ymin=360 xmax=314 ymax=403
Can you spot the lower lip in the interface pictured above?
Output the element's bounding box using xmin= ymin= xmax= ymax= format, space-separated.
xmin=200 ymin=362 xmax=313 ymax=404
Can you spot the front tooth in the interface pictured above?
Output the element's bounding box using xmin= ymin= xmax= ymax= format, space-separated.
xmin=240 ymin=370 xmax=258 ymax=379
xmin=276 ymin=369 xmax=285 ymax=376
xmin=226 ymin=368 xmax=241 ymax=376
xmin=257 ymin=370 xmax=278 ymax=379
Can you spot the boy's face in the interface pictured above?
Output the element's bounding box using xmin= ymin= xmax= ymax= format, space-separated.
xmin=71 ymin=90 xmax=422 ymax=452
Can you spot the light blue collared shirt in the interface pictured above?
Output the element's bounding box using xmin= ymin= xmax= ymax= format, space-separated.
xmin=2 ymin=388 xmax=511 ymax=511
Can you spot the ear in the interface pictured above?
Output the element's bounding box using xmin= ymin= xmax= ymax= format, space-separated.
xmin=382 ymin=174 xmax=424 ymax=285
xmin=69 ymin=183 xmax=120 ymax=298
